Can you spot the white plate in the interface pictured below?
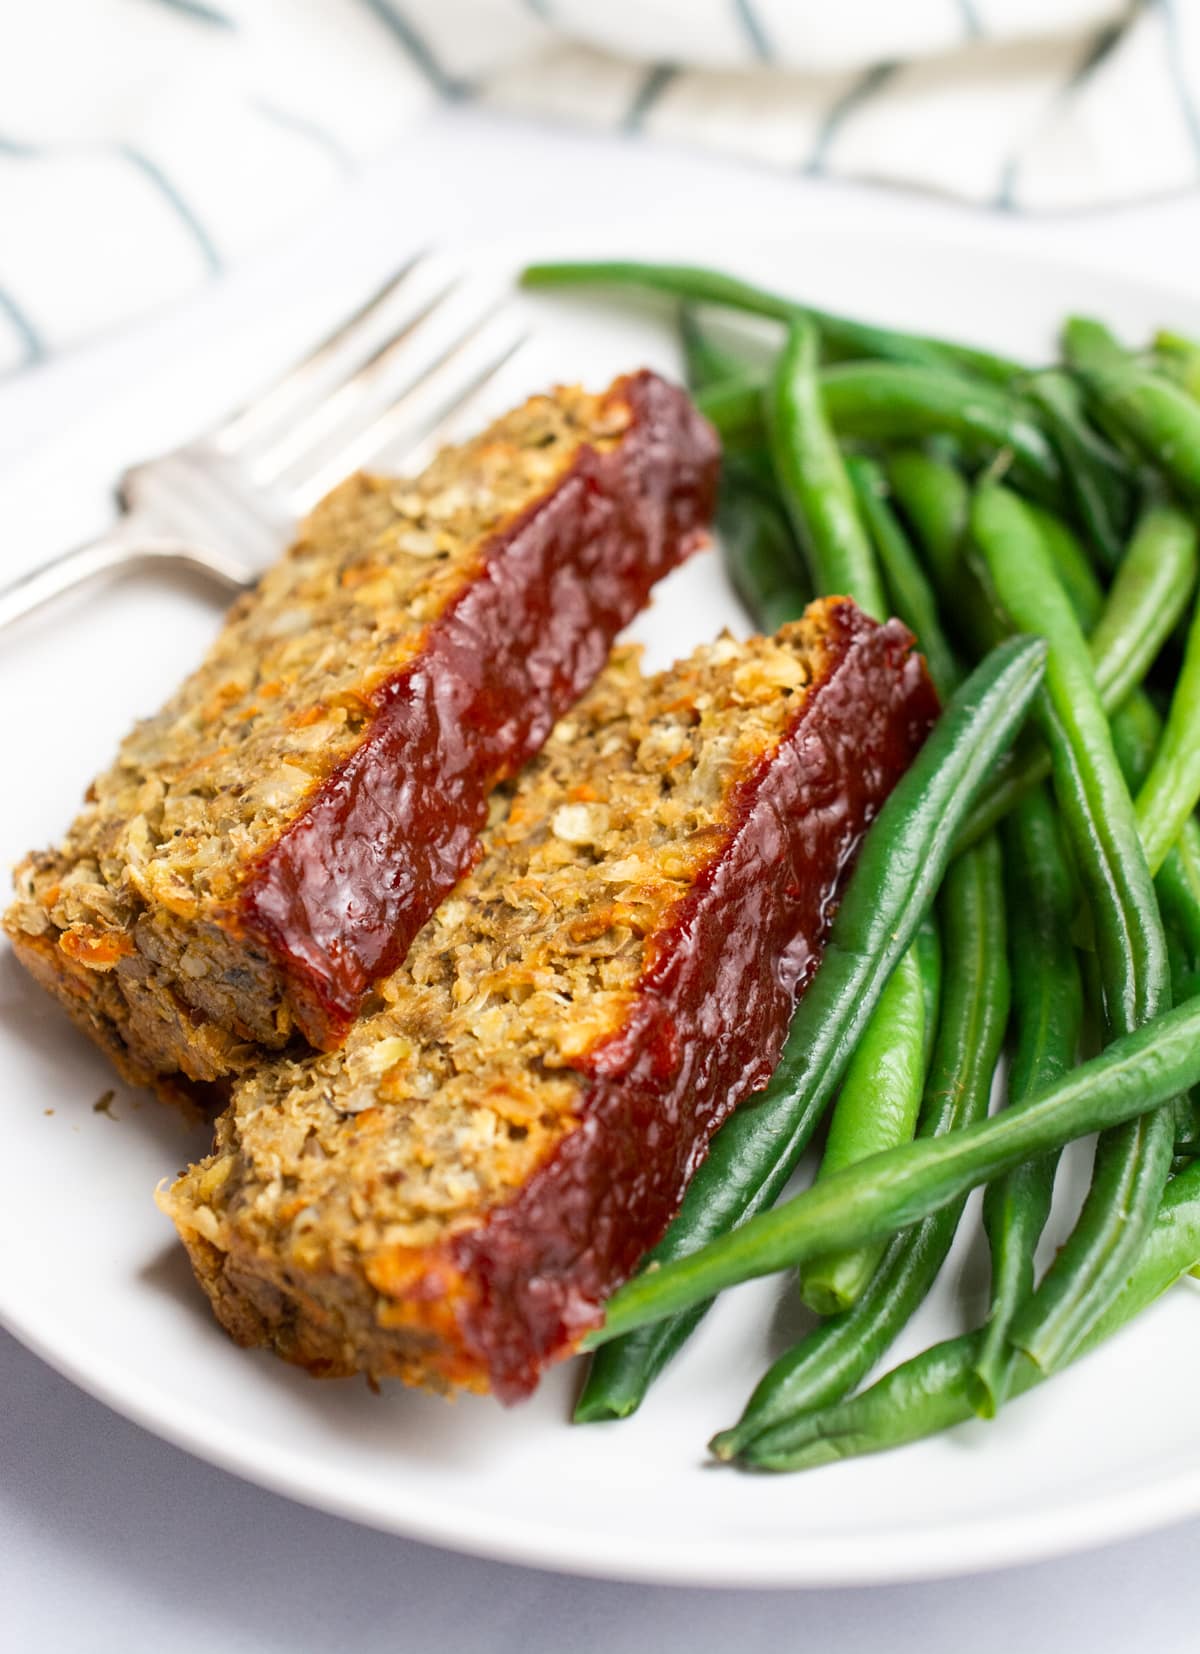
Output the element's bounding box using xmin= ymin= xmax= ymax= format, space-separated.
xmin=5 ymin=219 xmax=1200 ymax=1589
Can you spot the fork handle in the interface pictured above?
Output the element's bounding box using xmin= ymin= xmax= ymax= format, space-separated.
xmin=0 ymin=516 xmax=253 ymax=632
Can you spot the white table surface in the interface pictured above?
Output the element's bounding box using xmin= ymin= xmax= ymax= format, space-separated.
xmin=4 ymin=104 xmax=1200 ymax=1652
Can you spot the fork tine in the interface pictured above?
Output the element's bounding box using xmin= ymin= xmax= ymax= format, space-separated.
xmin=247 ymin=277 xmax=461 ymax=480
xmin=213 ymin=248 xmax=430 ymax=451
xmin=385 ymin=336 xmax=533 ymax=475
xmin=285 ymin=319 xmax=529 ymax=511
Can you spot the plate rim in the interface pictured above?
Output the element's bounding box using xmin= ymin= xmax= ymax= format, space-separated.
xmin=7 ymin=205 xmax=1200 ymax=1588
xmin=8 ymin=1298 xmax=1200 ymax=1588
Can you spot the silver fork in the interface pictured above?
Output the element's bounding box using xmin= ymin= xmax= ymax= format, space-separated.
xmin=0 ymin=253 xmax=529 ymax=630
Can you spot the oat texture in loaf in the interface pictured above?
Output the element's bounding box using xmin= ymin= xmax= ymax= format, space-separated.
xmin=162 ymin=602 xmax=937 ymax=1399
xmin=5 ymin=373 xmax=717 ymax=1102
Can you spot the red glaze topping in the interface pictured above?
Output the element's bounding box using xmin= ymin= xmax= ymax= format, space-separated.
xmin=238 ymin=373 xmax=720 ymax=1048
xmin=446 ymin=603 xmax=940 ymax=1401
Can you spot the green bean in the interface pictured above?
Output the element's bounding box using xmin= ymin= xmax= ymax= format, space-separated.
xmin=767 ymin=322 xmax=888 ymax=617
xmin=1112 ymin=699 xmax=1200 ymax=1156
xmin=1111 ymin=695 xmax=1200 ymax=968
xmin=745 ymin=336 xmax=959 ymax=1384
xmin=1109 ymin=691 xmax=1160 ymax=793
xmin=765 ymin=333 xmax=959 ymax=1335
xmin=1089 ymin=692 xmax=1200 ymax=1205
xmin=876 ymin=474 xmax=1033 ymax=833
xmin=716 ymin=463 xmax=812 ymax=635
xmin=573 ymin=636 xmax=1046 ymax=1418
xmin=1061 ymin=316 xmax=1159 ymax=466
xmin=525 ymin=258 xmax=805 ymax=320
xmin=1134 ymin=582 xmax=1200 ymax=874
xmin=678 ymin=311 xmax=812 ymax=636
xmin=1088 ymin=504 xmax=1198 ymax=705
xmin=737 ymin=1157 xmax=1200 ymax=1471
xmin=1157 ymin=831 xmax=1200 ymax=963
xmin=701 ymin=359 xmax=1062 ymax=503
xmin=1155 ymin=330 xmax=1200 ymax=402
xmin=800 ymin=942 xmax=927 ymax=1239
xmin=1174 ymin=1104 xmax=1200 ymax=1169
xmin=798 ymin=942 xmax=931 ymax=1318
xmin=1025 ymin=505 xmax=1103 ymax=629
xmin=730 ymin=465 xmax=965 ymax=1418
xmin=679 ymin=306 xmax=758 ymax=391
xmin=972 ymin=788 xmax=1083 ymax=1416
xmin=720 ymin=842 xmax=1007 ymax=1451
xmin=519 ymin=259 xmax=1023 ymax=384
xmin=846 ymin=456 xmax=962 ymax=697
xmin=712 ymin=1228 xmax=947 ymax=1462
xmin=884 ymin=447 xmax=1015 ymax=668
xmin=961 ymin=500 xmax=1198 ymax=844
xmin=677 ymin=297 xmax=810 ymax=633
xmin=1062 ymin=315 xmax=1130 ymax=377
xmin=1074 ymin=354 xmax=1200 ymax=504
xmin=742 ymin=374 xmax=957 ymax=1391
xmin=588 ymin=494 xmax=1182 ymax=1359
xmin=819 ymin=364 xmax=1062 ymax=504
xmin=972 ymin=483 xmax=1174 ymax=1374
xmin=1109 ymin=635 xmax=1200 ymax=973
xmin=538 ymin=268 xmax=1200 ymax=1445
xmin=972 ymin=484 xmax=1167 ymax=1033
xmin=694 ymin=375 xmax=764 ymax=445
xmin=915 ymin=914 xmax=942 ymax=1065
xmin=885 ymin=450 xmax=970 ymax=591
xmin=896 ymin=480 xmax=1199 ymax=977
xmin=585 ymin=994 xmax=1200 ymax=1348
xmin=1023 ymin=370 xmax=1133 ymax=571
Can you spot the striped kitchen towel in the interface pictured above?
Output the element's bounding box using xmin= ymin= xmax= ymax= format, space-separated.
xmin=2 ymin=0 xmax=1198 ymax=372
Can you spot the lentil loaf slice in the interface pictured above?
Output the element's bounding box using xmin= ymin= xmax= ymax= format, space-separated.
xmin=4 ymin=371 xmax=717 ymax=1102
xmin=161 ymin=601 xmax=939 ymax=1401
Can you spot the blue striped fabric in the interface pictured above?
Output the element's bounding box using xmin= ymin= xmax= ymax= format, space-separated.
xmin=1162 ymin=0 xmax=1200 ymax=166
xmin=119 ymin=146 xmax=223 ymax=274
xmin=956 ymin=0 xmax=984 ymax=39
xmin=623 ymin=64 xmax=680 ymax=133
xmin=805 ymin=61 xmax=898 ymax=176
xmin=994 ymin=20 xmax=1128 ymax=209
xmin=352 ymin=0 xmax=472 ymax=100
xmin=252 ymin=101 xmax=355 ymax=172
xmin=0 ymin=286 xmax=45 ymax=369
xmin=142 ymin=0 xmax=234 ymax=26
xmin=733 ymin=0 xmax=773 ymax=62
xmin=0 ymin=0 xmax=1196 ymax=369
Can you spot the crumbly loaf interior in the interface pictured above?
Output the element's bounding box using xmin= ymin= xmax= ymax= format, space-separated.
xmin=165 ymin=616 xmax=837 ymax=1275
xmin=5 ymin=385 xmax=633 ymax=952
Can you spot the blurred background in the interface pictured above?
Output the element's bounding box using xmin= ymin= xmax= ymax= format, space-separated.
xmin=5 ymin=6 xmax=1200 ymax=1653
xmin=1 ymin=0 xmax=1197 ymax=371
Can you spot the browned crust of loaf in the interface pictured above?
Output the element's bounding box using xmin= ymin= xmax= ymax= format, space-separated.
xmin=5 ymin=374 xmax=716 ymax=1104
xmin=163 ymin=606 xmax=938 ymax=1398
xmin=175 ymin=1221 xmax=482 ymax=1393
xmin=7 ymin=929 xmax=207 ymax=1115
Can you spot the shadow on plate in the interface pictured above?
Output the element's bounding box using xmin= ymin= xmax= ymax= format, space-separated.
xmin=136 ymin=1233 xmax=553 ymax=1468
xmin=0 ymin=947 xmax=210 ymax=1156
xmin=6 ymin=930 xmax=579 ymax=1470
